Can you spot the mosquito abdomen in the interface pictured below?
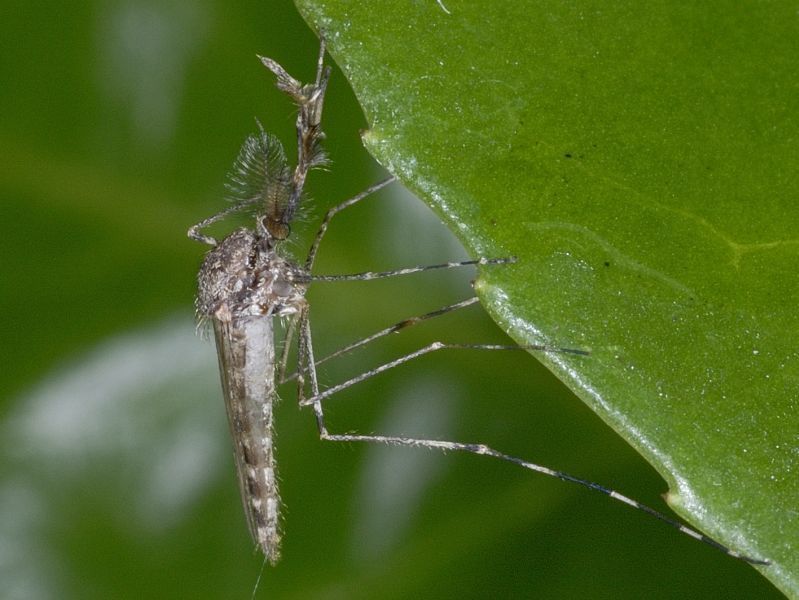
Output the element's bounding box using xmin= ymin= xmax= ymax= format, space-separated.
xmin=214 ymin=316 xmax=281 ymax=563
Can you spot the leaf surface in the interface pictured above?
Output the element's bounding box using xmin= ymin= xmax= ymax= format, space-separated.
xmin=296 ymin=2 xmax=799 ymax=595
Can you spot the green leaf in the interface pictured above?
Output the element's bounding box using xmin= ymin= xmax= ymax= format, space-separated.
xmin=296 ymin=1 xmax=798 ymax=596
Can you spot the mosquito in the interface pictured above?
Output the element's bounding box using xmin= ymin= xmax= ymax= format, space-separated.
xmin=188 ymin=37 xmax=768 ymax=567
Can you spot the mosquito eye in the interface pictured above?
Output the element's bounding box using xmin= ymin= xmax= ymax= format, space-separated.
xmin=262 ymin=216 xmax=289 ymax=240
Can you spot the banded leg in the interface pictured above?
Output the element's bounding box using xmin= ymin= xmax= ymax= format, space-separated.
xmin=299 ymin=340 xmax=586 ymax=408
xmin=282 ymin=297 xmax=485 ymax=384
xmin=314 ymin=428 xmax=768 ymax=565
xmin=310 ymin=256 xmax=516 ymax=283
xmin=295 ymin=304 xmax=329 ymax=436
xmin=296 ymin=332 xmax=768 ymax=566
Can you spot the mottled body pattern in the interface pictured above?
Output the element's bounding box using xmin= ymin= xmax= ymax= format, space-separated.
xmin=190 ymin=40 xmax=329 ymax=563
xmin=197 ymin=229 xmax=307 ymax=563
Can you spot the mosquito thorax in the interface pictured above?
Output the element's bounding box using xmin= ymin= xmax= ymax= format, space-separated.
xmin=197 ymin=228 xmax=308 ymax=321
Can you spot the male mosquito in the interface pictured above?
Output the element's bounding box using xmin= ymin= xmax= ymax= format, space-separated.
xmin=188 ymin=38 xmax=768 ymax=567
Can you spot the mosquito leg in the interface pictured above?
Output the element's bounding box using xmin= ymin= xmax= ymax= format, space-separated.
xmin=295 ymin=306 xmax=310 ymax=404
xmin=313 ymin=34 xmax=326 ymax=87
xmin=310 ymin=256 xmax=516 ymax=283
xmin=300 ymin=347 xmax=768 ymax=565
xmin=314 ymin=428 xmax=768 ymax=565
xmin=259 ymin=38 xmax=331 ymax=232
xmin=282 ymin=297 xmax=482 ymax=384
xmin=304 ymin=176 xmax=397 ymax=270
xmin=283 ymin=297 xmax=588 ymax=386
xmin=295 ymin=304 xmax=327 ymax=435
xmin=299 ymin=341 xmax=586 ymax=408
xmin=299 ymin=330 xmax=766 ymax=565
xmin=296 ymin=326 xmax=765 ymax=565
xmin=277 ymin=316 xmax=298 ymax=384
xmin=187 ymin=200 xmax=260 ymax=246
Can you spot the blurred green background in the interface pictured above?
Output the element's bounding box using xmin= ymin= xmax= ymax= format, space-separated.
xmin=0 ymin=1 xmax=780 ymax=598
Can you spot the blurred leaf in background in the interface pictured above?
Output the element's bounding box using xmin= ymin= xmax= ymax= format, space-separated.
xmin=0 ymin=1 xmax=790 ymax=599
